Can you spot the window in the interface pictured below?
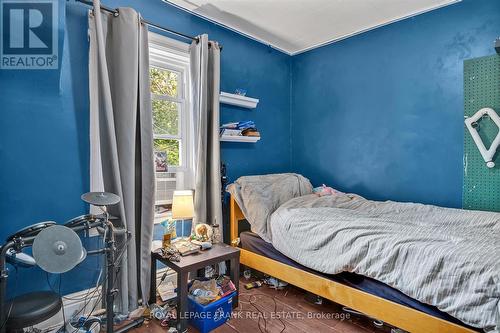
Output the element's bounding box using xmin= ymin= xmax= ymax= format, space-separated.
xmin=149 ymin=33 xmax=193 ymax=217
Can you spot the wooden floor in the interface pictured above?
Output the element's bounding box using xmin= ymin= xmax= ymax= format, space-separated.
xmin=134 ymin=278 xmax=394 ymax=333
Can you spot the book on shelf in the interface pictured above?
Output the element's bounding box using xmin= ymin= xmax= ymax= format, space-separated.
xmin=220 ymin=128 xmax=242 ymax=136
xmin=241 ymin=128 xmax=260 ymax=137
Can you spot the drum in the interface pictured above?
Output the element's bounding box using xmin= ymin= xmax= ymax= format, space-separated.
xmin=6 ymin=221 xmax=56 ymax=242
xmin=64 ymin=214 xmax=100 ymax=228
xmin=6 ymin=248 xmax=36 ymax=267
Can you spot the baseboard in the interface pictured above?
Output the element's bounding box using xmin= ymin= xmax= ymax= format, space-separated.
xmin=30 ymin=268 xmax=175 ymax=332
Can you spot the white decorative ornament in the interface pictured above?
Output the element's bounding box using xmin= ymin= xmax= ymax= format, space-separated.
xmin=464 ymin=107 xmax=500 ymax=168
xmin=194 ymin=223 xmax=213 ymax=241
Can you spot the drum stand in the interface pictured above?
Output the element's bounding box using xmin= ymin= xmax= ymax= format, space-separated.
xmin=100 ymin=206 xmax=144 ymax=333
xmin=0 ymin=210 xmax=143 ymax=333
xmin=0 ymin=234 xmax=26 ymax=333
xmin=0 ymin=219 xmax=102 ymax=333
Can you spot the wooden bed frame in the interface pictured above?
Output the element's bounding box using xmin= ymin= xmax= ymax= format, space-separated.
xmin=229 ymin=196 xmax=476 ymax=333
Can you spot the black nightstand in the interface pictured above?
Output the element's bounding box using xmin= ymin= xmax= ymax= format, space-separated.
xmin=149 ymin=243 xmax=240 ymax=333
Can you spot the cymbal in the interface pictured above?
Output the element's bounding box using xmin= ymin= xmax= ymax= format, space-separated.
xmin=32 ymin=225 xmax=85 ymax=274
xmin=81 ymin=192 xmax=120 ymax=206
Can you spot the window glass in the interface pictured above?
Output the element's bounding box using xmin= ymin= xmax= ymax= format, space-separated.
xmin=152 ymin=100 xmax=180 ymax=136
xmin=150 ymin=67 xmax=179 ymax=98
xmin=154 ymin=138 xmax=180 ymax=167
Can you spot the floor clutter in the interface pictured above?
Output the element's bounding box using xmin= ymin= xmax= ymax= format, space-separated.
xmin=187 ymin=276 xmax=238 ymax=333
xmin=144 ymin=275 xmax=237 ymax=332
xmin=149 ymin=241 xmax=240 ymax=332
xmin=132 ymin=277 xmax=410 ymax=333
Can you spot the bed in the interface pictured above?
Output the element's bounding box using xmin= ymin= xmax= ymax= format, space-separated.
xmin=227 ymin=173 xmax=500 ymax=333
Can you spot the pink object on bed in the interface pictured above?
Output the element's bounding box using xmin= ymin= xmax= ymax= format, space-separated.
xmin=313 ymin=184 xmax=343 ymax=196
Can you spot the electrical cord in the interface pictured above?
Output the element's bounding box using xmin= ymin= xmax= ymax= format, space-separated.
xmin=234 ymin=292 xmax=286 ymax=333
xmin=75 ymin=250 xmax=123 ymax=333
xmin=46 ymin=225 xmax=113 ymax=328
xmin=46 ymin=226 xmax=107 ymax=303
xmin=68 ymin=265 xmax=106 ymax=333
xmin=67 ymin=278 xmax=103 ymax=329
xmin=71 ymin=234 xmax=130 ymax=333
xmin=52 ymin=230 xmax=110 ymax=332
xmin=158 ymin=268 xmax=171 ymax=287
xmin=46 ymin=273 xmax=97 ymax=302
xmin=59 ymin=275 xmax=66 ymax=331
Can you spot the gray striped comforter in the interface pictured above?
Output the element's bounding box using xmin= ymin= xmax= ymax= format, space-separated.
xmin=269 ymin=194 xmax=500 ymax=332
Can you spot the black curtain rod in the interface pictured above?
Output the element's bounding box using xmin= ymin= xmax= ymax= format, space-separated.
xmin=74 ymin=0 xmax=212 ymax=46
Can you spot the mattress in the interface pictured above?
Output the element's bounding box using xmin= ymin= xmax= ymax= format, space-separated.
xmin=239 ymin=231 xmax=478 ymax=331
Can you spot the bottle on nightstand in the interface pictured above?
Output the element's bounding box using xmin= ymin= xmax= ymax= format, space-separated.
xmin=212 ymin=223 xmax=221 ymax=244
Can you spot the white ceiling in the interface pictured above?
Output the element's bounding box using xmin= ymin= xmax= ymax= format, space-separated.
xmin=166 ymin=0 xmax=460 ymax=55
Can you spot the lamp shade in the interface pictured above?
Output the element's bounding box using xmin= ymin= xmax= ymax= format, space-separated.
xmin=172 ymin=190 xmax=194 ymax=219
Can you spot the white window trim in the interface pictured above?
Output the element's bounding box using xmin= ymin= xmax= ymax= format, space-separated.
xmin=149 ymin=32 xmax=192 ymax=174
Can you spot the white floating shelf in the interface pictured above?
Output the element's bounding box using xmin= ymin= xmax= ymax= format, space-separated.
xmin=220 ymin=135 xmax=260 ymax=143
xmin=220 ymin=92 xmax=259 ymax=109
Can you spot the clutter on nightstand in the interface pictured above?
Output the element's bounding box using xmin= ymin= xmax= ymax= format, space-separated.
xmin=161 ymin=219 xmax=177 ymax=248
xmin=193 ymin=223 xmax=213 ymax=241
xmin=171 ymin=239 xmax=201 ymax=256
xmin=159 ymin=246 xmax=181 ymax=262
xmin=150 ymin=243 xmax=240 ymax=332
xmin=190 ymin=223 xmax=215 ymax=250
xmin=191 ymin=239 xmax=212 ymax=250
xmin=211 ymin=223 xmax=221 ymax=244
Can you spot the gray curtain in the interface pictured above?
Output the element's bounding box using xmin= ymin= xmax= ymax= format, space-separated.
xmin=88 ymin=0 xmax=155 ymax=311
xmin=190 ymin=35 xmax=223 ymax=231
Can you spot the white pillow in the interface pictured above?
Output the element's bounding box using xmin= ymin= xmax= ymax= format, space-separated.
xmin=227 ymin=173 xmax=313 ymax=242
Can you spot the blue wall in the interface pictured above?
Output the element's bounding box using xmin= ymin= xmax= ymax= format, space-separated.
xmin=2 ymin=0 xmax=498 ymax=298
xmin=0 ymin=0 xmax=291 ymax=296
xmin=291 ymin=0 xmax=500 ymax=208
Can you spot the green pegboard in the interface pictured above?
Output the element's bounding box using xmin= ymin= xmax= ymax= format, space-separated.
xmin=463 ymin=55 xmax=500 ymax=211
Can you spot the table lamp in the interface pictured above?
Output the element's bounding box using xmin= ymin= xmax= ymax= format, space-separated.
xmin=172 ymin=190 xmax=194 ymax=238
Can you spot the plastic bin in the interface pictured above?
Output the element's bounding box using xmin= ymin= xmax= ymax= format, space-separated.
xmin=187 ymin=291 xmax=236 ymax=333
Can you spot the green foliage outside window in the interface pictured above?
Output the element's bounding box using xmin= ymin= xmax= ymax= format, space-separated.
xmin=150 ymin=67 xmax=181 ymax=166
xmin=152 ymin=100 xmax=179 ymax=136
xmin=154 ymin=139 xmax=180 ymax=167
xmin=150 ymin=67 xmax=178 ymax=97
